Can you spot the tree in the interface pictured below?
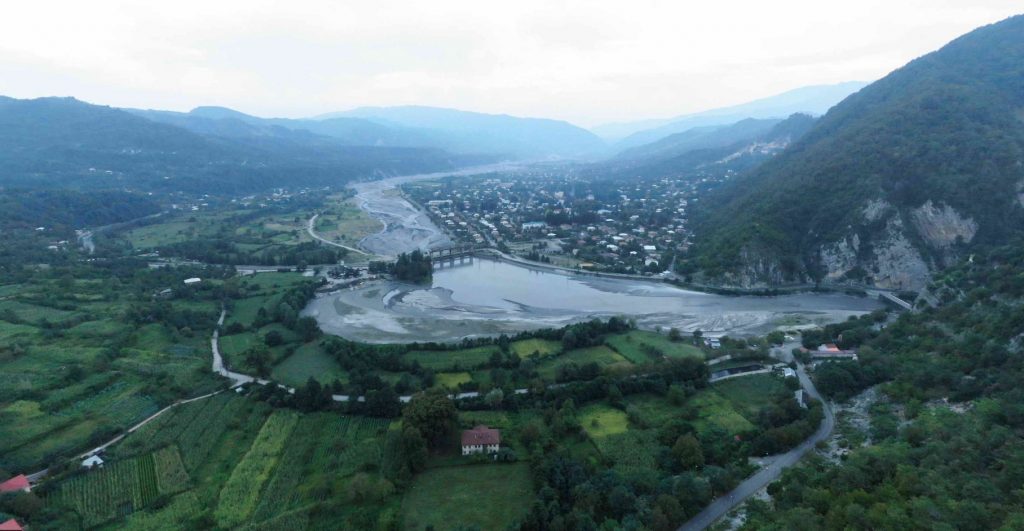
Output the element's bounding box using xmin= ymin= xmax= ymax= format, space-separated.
xmin=243 ymin=343 xmax=272 ymax=377
xmin=402 ymin=389 xmax=456 ymax=448
xmin=294 ymin=316 xmax=321 ymax=342
xmin=366 ymin=387 xmax=402 ymax=417
xmin=264 ymin=330 xmax=284 ymax=347
xmin=668 ymin=327 xmax=682 ymax=342
xmin=672 ymin=434 xmax=704 ymax=470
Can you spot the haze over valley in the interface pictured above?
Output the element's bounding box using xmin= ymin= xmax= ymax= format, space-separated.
xmin=2 ymin=4 xmax=1024 ymax=531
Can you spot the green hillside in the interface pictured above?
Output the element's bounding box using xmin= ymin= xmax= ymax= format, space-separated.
xmin=686 ymin=15 xmax=1024 ymax=289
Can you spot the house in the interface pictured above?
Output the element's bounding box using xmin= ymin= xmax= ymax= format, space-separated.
xmin=0 ymin=518 xmax=23 ymax=531
xmin=781 ymin=367 xmax=796 ymax=378
xmin=183 ymin=277 xmax=202 ymax=285
xmin=811 ymin=344 xmax=858 ymax=360
xmin=82 ymin=455 xmax=105 ymax=468
xmin=0 ymin=474 xmax=30 ymax=493
xmin=461 ymin=425 xmax=501 ymax=455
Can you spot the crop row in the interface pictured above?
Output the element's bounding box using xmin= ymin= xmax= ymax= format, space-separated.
xmin=49 ymin=452 xmax=158 ymax=528
xmin=214 ymin=410 xmax=299 ymax=528
xmin=153 ymin=446 xmax=191 ymax=495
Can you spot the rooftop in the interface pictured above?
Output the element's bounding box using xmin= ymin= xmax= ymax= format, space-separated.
xmin=461 ymin=425 xmax=501 ymax=446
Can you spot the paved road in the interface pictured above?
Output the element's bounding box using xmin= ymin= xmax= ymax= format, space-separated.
xmin=677 ymin=361 xmax=835 ymax=531
xmin=307 ymin=214 xmax=368 ymax=255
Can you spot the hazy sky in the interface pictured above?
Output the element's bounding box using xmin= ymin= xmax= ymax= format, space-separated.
xmin=0 ymin=1 xmax=1019 ymax=127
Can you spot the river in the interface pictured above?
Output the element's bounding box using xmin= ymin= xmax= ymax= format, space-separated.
xmin=303 ymin=257 xmax=881 ymax=343
xmin=304 ymin=165 xmax=882 ymax=343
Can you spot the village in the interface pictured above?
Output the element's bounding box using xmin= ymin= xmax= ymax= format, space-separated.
xmin=401 ymin=167 xmax=736 ymax=275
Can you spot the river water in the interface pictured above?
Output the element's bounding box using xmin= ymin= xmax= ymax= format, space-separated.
xmin=304 ymin=165 xmax=882 ymax=343
xmin=304 ymin=257 xmax=882 ymax=343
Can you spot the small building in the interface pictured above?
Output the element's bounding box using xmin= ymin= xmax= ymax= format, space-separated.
xmin=183 ymin=277 xmax=202 ymax=285
xmin=781 ymin=367 xmax=796 ymax=378
xmin=0 ymin=474 xmax=30 ymax=494
xmin=461 ymin=425 xmax=501 ymax=456
xmin=521 ymin=221 xmax=547 ymax=231
xmin=0 ymin=518 xmax=24 ymax=531
xmin=82 ymin=455 xmax=105 ymax=469
xmin=795 ymin=390 xmax=808 ymax=409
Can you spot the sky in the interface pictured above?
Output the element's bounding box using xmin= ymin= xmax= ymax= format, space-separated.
xmin=0 ymin=1 xmax=1020 ymax=127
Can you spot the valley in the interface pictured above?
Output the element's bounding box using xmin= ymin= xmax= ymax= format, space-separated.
xmin=1 ymin=9 xmax=1024 ymax=531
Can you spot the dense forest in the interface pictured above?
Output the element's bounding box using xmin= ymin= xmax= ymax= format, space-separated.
xmin=686 ymin=15 xmax=1024 ymax=284
xmin=0 ymin=190 xmax=160 ymax=231
xmin=739 ymin=242 xmax=1024 ymax=529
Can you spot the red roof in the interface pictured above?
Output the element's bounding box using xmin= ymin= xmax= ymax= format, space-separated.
xmin=0 ymin=518 xmax=23 ymax=531
xmin=0 ymin=474 xmax=29 ymax=493
xmin=461 ymin=425 xmax=501 ymax=446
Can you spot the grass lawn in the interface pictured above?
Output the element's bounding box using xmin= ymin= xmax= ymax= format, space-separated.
xmin=402 ymin=345 xmax=500 ymax=371
xmin=402 ymin=463 xmax=533 ymax=531
xmin=435 ymin=372 xmax=472 ymax=389
xmin=272 ymin=342 xmax=348 ymax=387
xmin=605 ymin=330 xmax=705 ymax=364
xmin=580 ymin=404 xmax=629 ymax=438
xmin=510 ymin=338 xmax=562 ymax=358
xmin=537 ymin=345 xmax=630 ymax=380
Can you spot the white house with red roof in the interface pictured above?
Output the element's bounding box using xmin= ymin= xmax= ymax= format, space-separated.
xmin=461 ymin=425 xmax=501 ymax=455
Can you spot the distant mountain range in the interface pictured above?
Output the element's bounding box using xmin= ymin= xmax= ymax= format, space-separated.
xmin=317 ymin=105 xmax=606 ymax=158
xmin=0 ymin=96 xmax=480 ymax=194
xmin=685 ymin=15 xmax=1024 ymax=290
xmin=594 ymin=81 xmax=868 ymax=149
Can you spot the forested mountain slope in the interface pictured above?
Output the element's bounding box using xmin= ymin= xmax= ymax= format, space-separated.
xmin=739 ymin=242 xmax=1024 ymax=529
xmin=614 ymin=118 xmax=783 ymax=162
xmin=0 ymin=97 xmax=473 ymax=194
xmin=687 ymin=15 xmax=1024 ymax=289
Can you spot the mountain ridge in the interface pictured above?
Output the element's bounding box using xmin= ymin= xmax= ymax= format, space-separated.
xmin=684 ymin=15 xmax=1024 ymax=290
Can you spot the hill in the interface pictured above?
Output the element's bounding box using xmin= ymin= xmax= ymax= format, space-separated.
xmin=0 ymin=97 xmax=476 ymax=194
xmin=685 ymin=15 xmax=1024 ymax=290
xmin=598 ymin=81 xmax=866 ymax=147
xmin=614 ymin=117 xmax=784 ymax=162
xmin=589 ymin=114 xmax=816 ymax=182
xmin=320 ymin=105 xmax=606 ymax=158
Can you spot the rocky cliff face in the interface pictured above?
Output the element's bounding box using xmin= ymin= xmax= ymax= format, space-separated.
xmin=813 ymin=200 xmax=978 ymax=290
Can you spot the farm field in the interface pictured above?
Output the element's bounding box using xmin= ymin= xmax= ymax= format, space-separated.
xmin=510 ymin=338 xmax=562 ymax=358
xmin=605 ymin=330 xmax=705 ymax=364
xmin=580 ymin=404 xmax=629 ymax=438
xmin=45 ymin=391 xmax=396 ymax=530
xmin=402 ymin=345 xmax=501 ymax=371
xmin=271 ymin=342 xmax=348 ymax=387
xmin=537 ymin=345 xmax=631 ymax=379
xmin=401 ymin=463 xmax=534 ymax=531
xmin=0 ymin=270 xmax=224 ymax=474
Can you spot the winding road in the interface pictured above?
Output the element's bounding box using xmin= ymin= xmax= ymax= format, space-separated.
xmin=307 ymin=214 xmax=368 ymax=255
xmin=677 ymin=360 xmax=835 ymax=530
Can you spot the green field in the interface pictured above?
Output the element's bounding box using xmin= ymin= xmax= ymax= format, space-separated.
xmin=580 ymin=404 xmax=629 ymax=438
xmin=689 ymin=390 xmax=756 ymax=435
xmin=271 ymin=342 xmax=348 ymax=387
xmin=713 ymin=373 xmax=790 ymax=419
xmin=50 ymin=390 xmax=395 ymax=529
xmin=537 ymin=345 xmax=631 ymax=379
xmin=401 ymin=463 xmax=534 ymax=531
xmin=402 ymin=345 xmax=500 ymax=371
xmin=605 ymin=330 xmax=705 ymax=364
xmin=435 ymin=371 xmax=472 ymax=389
xmin=510 ymin=338 xmax=562 ymax=358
